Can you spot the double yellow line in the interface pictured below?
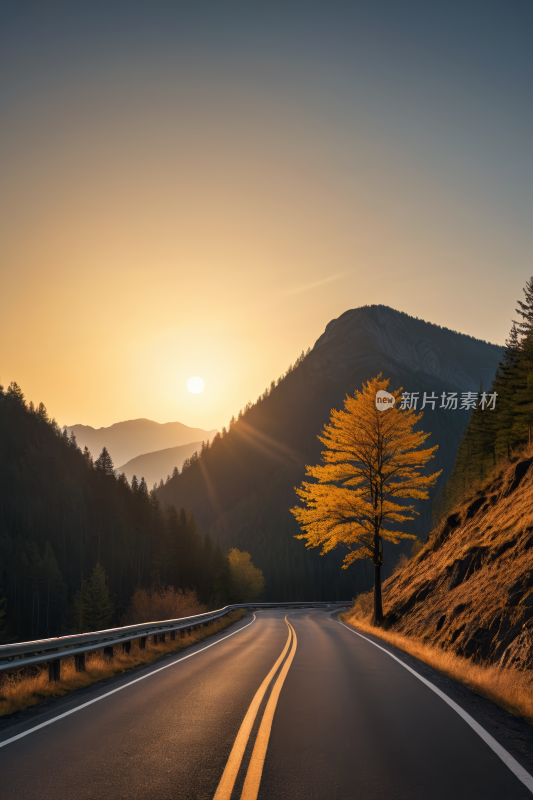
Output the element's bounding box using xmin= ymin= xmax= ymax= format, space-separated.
xmin=214 ymin=615 xmax=297 ymax=800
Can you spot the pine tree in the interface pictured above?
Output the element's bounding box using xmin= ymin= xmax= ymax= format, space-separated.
xmin=85 ymin=563 xmax=115 ymax=631
xmin=94 ymin=446 xmax=115 ymax=476
xmin=7 ymin=382 xmax=25 ymax=405
xmin=36 ymin=402 xmax=49 ymax=422
xmin=68 ymin=564 xmax=114 ymax=633
xmin=515 ymin=276 xmax=533 ymax=337
xmin=83 ymin=445 xmax=93 ymax=467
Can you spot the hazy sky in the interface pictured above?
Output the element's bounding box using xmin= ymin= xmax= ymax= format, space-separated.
xmin=1 ymin=2 xmax=532 ymax=430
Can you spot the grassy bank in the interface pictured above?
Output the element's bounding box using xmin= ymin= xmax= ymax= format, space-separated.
xmin=0 ymin=609 xmax=246 ymax=717
xmin=341 ymin=605 xmax=533 ymax=724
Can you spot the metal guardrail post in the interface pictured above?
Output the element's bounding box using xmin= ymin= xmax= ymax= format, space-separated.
xmin=122 ymin=641 xmax=131 ymax=655
xmin=170 ymin=630 xmax=176 ymax=641
xmin=139 ymin=637 xmax=146 ymax=649
xmin=160 ymin=633 xmax=166 ymax=643
xmin=48 ymin=659 xmax=60 ymax=682
xmin=75 ymin=653 xmax=86 ymax=672
xmin=103 ymin=645 xmax=114 ymax=660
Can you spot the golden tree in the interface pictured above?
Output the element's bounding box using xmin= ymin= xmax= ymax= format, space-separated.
xmin=229 ymin=548 xmax=266 ymax=603
xmin=291 ymin=375 xmax=441 ymax=624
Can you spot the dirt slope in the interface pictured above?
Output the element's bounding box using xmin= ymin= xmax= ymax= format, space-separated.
xmin=382 ymin=451 xmax=533 ymax=670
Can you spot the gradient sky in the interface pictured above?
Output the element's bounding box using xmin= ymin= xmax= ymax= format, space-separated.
xmin=1 ymin=1 xmax=532 ymax=430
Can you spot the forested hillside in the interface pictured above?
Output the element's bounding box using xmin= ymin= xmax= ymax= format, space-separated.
xmin=440 ymin=277 xmax=533 ymax=516
xmin=117 ymin=440 xmax=205 ymax=488
xmin=158 ymin=305 xmax=504 ymax=601
xmin=0 ymin=385 xmax=232 ymax=642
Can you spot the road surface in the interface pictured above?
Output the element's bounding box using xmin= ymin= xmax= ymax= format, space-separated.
xmin=0 ymin=609 xmax=531 ymax=799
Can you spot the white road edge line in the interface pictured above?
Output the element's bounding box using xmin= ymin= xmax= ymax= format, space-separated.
xmin=336 ymin=619 xmax=533 ymax=794
xmin=0 ymin=614 xmax=257 ymax=750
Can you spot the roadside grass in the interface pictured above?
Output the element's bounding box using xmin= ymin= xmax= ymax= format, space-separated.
xmin=0 ymin=609 xmax=246 ymax=717
xmin=341 ymin=604 xmax=533 ymax=724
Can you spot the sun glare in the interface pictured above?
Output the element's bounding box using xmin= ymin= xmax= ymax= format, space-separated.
xmin=187 ymin=376 xmax=205 ymax=394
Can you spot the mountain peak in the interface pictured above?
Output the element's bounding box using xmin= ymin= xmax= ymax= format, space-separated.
xmin=309 ymin=305 xmax=502 ymax=391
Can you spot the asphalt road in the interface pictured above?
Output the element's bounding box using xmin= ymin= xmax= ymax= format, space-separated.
xmin=0 ymin=609 xmax=532 ymax=799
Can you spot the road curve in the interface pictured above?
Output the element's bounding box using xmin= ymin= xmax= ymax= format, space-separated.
xmin=0 ymin=609 xmax=531 ymax=799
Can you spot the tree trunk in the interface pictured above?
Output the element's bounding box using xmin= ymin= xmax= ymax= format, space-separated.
xmin=372 ymin=562 xmax=383 ymax=625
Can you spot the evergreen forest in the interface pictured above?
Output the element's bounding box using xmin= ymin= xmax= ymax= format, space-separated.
xmin=440 ymin=276 xmax=533 ymax=515
xmin=0 ymin=385 xmax=239 ymax=643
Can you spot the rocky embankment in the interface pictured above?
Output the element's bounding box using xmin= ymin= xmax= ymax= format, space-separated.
xmin=382 ymin=452 xmax=533 ymax=670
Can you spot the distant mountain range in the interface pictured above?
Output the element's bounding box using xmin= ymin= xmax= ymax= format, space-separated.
xmin=157 ymin=305 xmax=504 ymax=601
xmin=117 ymin=441 xmax=205 ymax=488
xmin=66 ymin=418 xmax=217 ymax=468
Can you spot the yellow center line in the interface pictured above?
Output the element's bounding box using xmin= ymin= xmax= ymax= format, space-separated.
xmin=213 ymin=616 xmax=294 ymax=800
xmin=240 ymin=619 xmax=297 ymax=800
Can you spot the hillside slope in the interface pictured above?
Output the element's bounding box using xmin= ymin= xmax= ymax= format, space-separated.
xmin=158 ymin=305 xmax=503 ymax=601
xmin=66 ymin=419 xmax=217 ymax=467
xmin=381 ymin=451 xmax=533 ymax=670
xmin=117 ymin=440 xmax=205 ymax=488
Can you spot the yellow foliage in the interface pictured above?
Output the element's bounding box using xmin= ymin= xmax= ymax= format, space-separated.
xmin=291 ymin=375 xmax=441 ymax=568
xmin=229 ymin=548 xmax=265 ymax=602
xmin=121 ymin=577 xmax=205 ymax=625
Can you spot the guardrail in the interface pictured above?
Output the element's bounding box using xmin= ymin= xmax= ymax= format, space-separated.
xmin=0 ymin=601 xmax=350 ymax=682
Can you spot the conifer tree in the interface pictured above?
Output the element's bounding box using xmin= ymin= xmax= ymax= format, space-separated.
xmin=85 ymin=563 xmax=115 ymax=631
xmin=36 ymin=402 xmax=49 ymax=422
xmin=69 ymin=563 xmax=114 ymax=633
xmin=94 ymin=446 xmax=115 ymax=476
xmin=82 ymin=445 xmax=93 ymax=467
xmin=515 ymin=276 xmax=533 ymax=337
xmin=7 ymin=382 xmax=25 ymax=405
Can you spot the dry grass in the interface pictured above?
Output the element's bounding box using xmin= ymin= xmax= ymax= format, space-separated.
xmin=0 ymin=609 xmax=245 ymax=717
xmin=120 ymin=580 xmax=206 ymax=625
xmin=341 ymin=608 xmax=533 ymax=724
xmin=374 ymin=446 xmax=533 ymax=669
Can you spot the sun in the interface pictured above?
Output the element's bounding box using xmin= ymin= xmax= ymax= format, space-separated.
xmin=187 ymin=376 xmax=205 ymax=394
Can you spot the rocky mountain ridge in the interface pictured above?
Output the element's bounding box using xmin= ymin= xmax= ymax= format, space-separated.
xmin=309 ymin=305 xmax=500 ymax=390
